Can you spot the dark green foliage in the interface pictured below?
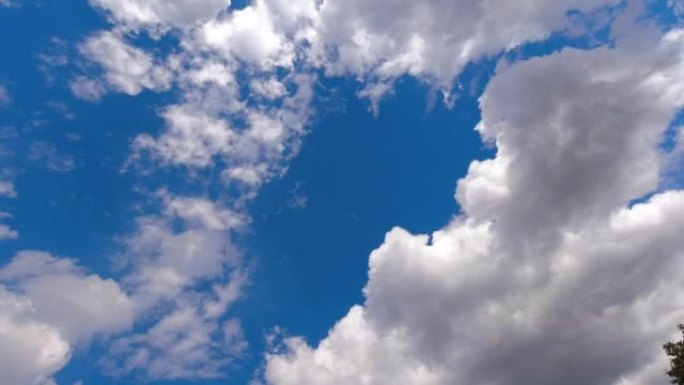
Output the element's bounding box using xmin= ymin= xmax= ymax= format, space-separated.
xmin=665 ymin=324 xmax=684 ymax=385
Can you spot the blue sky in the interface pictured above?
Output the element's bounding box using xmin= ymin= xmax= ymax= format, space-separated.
xmin=1 ymin=1 xmax=683 ymax=385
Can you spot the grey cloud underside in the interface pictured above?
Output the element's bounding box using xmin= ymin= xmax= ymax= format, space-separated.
xmin=264 ymin=29 xmax=684 ymax=385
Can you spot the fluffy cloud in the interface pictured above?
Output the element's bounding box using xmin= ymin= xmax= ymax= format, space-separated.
xmin=89 ymin=0 xmax=229 ymax=30
xmin=131 ymin=68 xmax=315 ymax=188
xmin=0 ymin=251 xmax=134 ymax=385
xmin=198 ymin=3 xmax=295 ymax=67
xmin=69 ymin=76 xmax=106 ymax=102
xmin=0 ymin=287 xmax=70 ymax=385
xmin=122 ymin=194 xmax=243 ymax=307
xmin=1 ymin=194 xmax=248 ymax=383
xmin=0 ymin=224 xmax=18 ymax=240
xmin=264 ymin=29 xmax=684 ymax=385
xmin=73 ymin=1 xmax=318 ymax=379
xmin=0 ymin=181 xmax=16 ymax=198
xmin=309 ymin=0 xmax=619 ymax=103
xmin=101 ymin=194 xmax=249 ymax=380
xmin=105 ymin=279 xmax=247 ymax=380
xmin=77 ymin=31 xmax=172 ymax=97
xmin=70 ymin=0 xmax=684 ymax=383
xmin=82 ymin=0 xmax=621 ymax=189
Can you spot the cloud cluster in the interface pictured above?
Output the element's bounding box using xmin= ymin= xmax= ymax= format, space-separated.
xmin=68 ymin=2 xmax=320 ymax=377
xmin=0 ymin=251 xmax=134 ymax=385
xmin=94 ymin=193 xmax=250 ymax=380
xmin=0 ymin=193 xmax=250 ymax=384
xmin=308 ymin=0 xmax=619 ymax=104
xmin=72 ymin=31 xmax=172 ymax=100
xmin=50 ymin=0 xmax=684 ymax=383
xmin=77 ymin=0 xmax=618 ymax=187
xmin=264 ymin=28 xmax=684 ymax=385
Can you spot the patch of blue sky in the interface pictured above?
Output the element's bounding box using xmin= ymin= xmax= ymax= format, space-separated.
xmin=236 ymin=73 xmax=488 ymax=380
xmin=642 ymin=0 xmax=684 ymax=28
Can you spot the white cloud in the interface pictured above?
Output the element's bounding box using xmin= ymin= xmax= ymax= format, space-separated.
xmin=0 ymin=251 xmax=134 ymax=385
xmin=132 ymin=71 xmax=314 ymax=188
xmin=0 ymin=180 xmax=16 ymax=198
xmin=123 ymin=213 xmax=240 ymax=305
xmin=0 ymin=84 xmax=11 ymax=105
xmin=69 ymin=76 xmax=106 ymax=102
xmin=0 ymin=287 xmax=71 ymax=385
xmin=309 ymin=0 xmax=619 ymax=103
xmin=105 ymin=286 xmax=247 ymax=380
xmin=198 ymin=3 xmax=295 ymax=67
xmin=160 ymin=191 xmax=245 ymax=231
xmin=78 ymin=31 xmax=172 ymax=95
xmin=71 ymin=1 xmax=684 ymax=383
xmin=89 ymin=0 xmax=230 ymax=30
xmin=0 ymin=224 xmax=18 ymax=240
xmin=134 ymin=105 xmax=236 ymax=168
xmin=264 ymin=29 xmax=684 ymax=385
xmin=100 ymin=194 xmax=248 ymax=380
xmin=250 ymin=77 xmax=287 ymax=100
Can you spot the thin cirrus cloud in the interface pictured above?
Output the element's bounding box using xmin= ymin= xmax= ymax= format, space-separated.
xmin=1 ymin=1 xmax=683 ymax=385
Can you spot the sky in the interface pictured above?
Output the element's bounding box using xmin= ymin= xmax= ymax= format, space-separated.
xmin=0 ymin=1 xmax=683 ymax=385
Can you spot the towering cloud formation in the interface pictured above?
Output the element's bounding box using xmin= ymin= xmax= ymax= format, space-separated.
xmin=264 ymin=29 xmax=684 ymax=385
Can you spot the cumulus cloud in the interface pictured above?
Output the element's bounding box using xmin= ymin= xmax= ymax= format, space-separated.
xmin=105 ymin=281 xmax=247 ymax=380
xmin=69 ymin=76 xmax=106 ymax=102
xmin=82 ymin=0 xmax=620 ymax=190
xmin=308 ymin=0 xmax=620 ymax=104
xmin=0 ymin=223 xmax=18 ymax=240
xmin=69 ymin=0 xmax=684 ymax=383
xmin=73 ymin=1 xmax=319 ymax=380
xmin=101 ymin=194 xmax=249 ymax=380
xmin=0 ymin=180 xmax=16 ymax=198
xmin=0 ymin=287 xmax=70 ymax=385
xmin=198 ymin=2 xmax=296 ymax=67
xmin=264 ymin=28 xmax=684 ymax=385
xmin=78 ymin=30 xmax=172 ymax=96
xmin=131 ymin=67 xmax=315 ymax=188
xmin=89 ymin=0 xmax=230 ymax=30
xmin=0 ymin=193 xmax=248 ymax=383
xmin=78 ymin=1 xmax=317 ymax=190
xmin=0 ymin=251 xmax=134 ymax=385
